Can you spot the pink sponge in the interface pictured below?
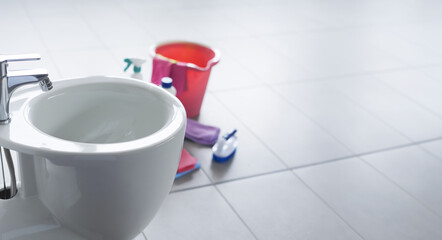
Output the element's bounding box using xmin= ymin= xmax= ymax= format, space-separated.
xmin=177 ymin=148 xmax=198 ymax=173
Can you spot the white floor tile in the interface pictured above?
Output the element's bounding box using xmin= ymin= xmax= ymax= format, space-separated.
xmin=185 ymin=94 xmax=286 ymax=182
xmin=392 ymin=23 xmax=442 ymax=56
xmin=119 ymin=0 xmax=192 ymax=25
xmin=273 ymin=81 xmax=410 ymax=154
xmin=144 ymin=187 xmax=255 ymax=240
xmin=420 ymin=140 xmax=442 ymax=160
xmin=50 ymin=49 xmax=123 ymax=78
xmin=363 ymin=146 xmax=442 ymax=217
xmin=34 ymin=15 xmax=104 ymax=51
xmin=215 ymin=38 xmax=310 ymax=83
xmin=331 ymin=76 xmax=442 ymax=141
xmin=374 ymin=70 xmax=442 ymax=118
xmin=23 ymin=0 xmax=77 ymax=18
xmin=217 ymin=171 xmax=362 ymax=240
xmin=0 ymin=25 xmax=46 ymax=54
xmin=75 ymin=3 xmax=156 ymax=48
xmin=419 ymin=65 xmax=442 ymax=81
xmin=207 ymin=54 xmax=263 ymax=92
xmin=215 ymin=87 xmax=352 ymax=167
xmin=222 ymin=5 xmax=328 ymax=35
xmin=295 ymin=159 xmax=442 ymax=240
xmin=145 ymin=20 xmax=206 ymax=43
xmin=260 ymin=31 xmax=406 ymax=79
xmin=171 ymin=165 xmax=211 ymax=192
xmin=301 ymin=0 xmax=425 ymax=27
xmin=182 ymin=9 xmax=251 ymax=40
xmin=186 ymin=0 xmax=249 ymax=8
xmin=357 ymin=27 xmax=442 ymax=67
xmin=3 ymin=1 xmax=442 ymax=239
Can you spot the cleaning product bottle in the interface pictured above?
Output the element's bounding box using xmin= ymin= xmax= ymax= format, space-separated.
xmin=124 ymin=58 xmax=146 ymax=80
xmin=161 ymin=77 xmax=177 ymax=96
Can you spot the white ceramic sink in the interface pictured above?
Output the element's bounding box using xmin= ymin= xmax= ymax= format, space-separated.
xmin=28 ymin=78 xmax=173 ymax=144
xmin=0 ymin=76 xmax=186 ymax=240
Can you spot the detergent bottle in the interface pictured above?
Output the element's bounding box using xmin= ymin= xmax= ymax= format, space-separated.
xmin=161 ymin=77 xmax=177 ymax=96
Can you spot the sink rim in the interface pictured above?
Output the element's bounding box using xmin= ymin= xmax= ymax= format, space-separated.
xmin=0 ymin=76 xmax=186 ymax=158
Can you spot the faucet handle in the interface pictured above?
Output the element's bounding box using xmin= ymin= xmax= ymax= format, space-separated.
xmin=0 ymin=53 xmax=41 ymax=63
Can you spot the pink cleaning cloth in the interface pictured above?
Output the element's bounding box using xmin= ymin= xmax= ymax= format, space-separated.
xmin=151 ymin=56 xmax=187 ymax=96
xmin=170 ymin=62 xmax=187 ymax=95
xmin=151 ymin=56 xmax=172 ymax=85
xmin=177 ymin=148 xmax=198 ymax=173
xmin=185 ymin=118 xmax=220 ymax=146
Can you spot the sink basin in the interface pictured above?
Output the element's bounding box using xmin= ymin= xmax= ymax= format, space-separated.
xmin=2 ymin=76 xmax=186 ymax=156
xmin=0 ymin=76 xmax=186 ymax=240
xmin=28 ymin=78 xmax=173 ymax=144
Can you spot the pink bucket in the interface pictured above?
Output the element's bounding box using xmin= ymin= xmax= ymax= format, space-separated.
xmin=150 ymin=41 xmax=220 ymax=117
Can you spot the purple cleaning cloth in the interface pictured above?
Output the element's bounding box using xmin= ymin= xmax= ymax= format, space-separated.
xmin=185 ymin=118 xmax=220 ymax=146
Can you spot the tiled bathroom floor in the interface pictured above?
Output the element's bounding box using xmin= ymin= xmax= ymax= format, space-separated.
xmin=2 ymin=0 xmax=442 ymax=239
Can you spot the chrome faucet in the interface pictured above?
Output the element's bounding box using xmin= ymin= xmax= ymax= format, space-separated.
xmin=0 ymin=54 xmax=53 ymax=124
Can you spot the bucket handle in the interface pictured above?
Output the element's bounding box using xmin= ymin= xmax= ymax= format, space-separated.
xmin=149 ymin=41 xmax=221 ymax=72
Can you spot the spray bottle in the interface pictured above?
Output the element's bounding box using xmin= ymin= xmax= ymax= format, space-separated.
xmin=124 ymin=58 xmax=146 ymax=80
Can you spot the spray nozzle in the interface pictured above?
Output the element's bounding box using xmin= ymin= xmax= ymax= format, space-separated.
xmin=124 ymin=58 xmax=146 ymax=74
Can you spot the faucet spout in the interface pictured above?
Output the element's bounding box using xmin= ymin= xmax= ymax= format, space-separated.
xmin=0 ymin=54 xmax=53 ymax=124
xmin=39 ymin=76 xmax=53 ymax=92
xmin=7 ymin=68 xmax=53 ymax=94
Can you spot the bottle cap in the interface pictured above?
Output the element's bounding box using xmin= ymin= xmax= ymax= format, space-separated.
xmin=161 ymin=77 xmax=173 ymax=88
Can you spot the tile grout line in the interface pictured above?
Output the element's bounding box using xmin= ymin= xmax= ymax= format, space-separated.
xmin=316 ymin=76 xmax=418 ymax=144
xmin=235 ymin=66 xmax=441 ymax=158
xmin=290 ymin=171 xmax=367 ymax=240
xmin=170 ymin=167 xmax=289 ymax=194
xmin=360 ymin=158 xmax=442 ymax=220
xmin=210 ymin=93 xmax=291 ymax=170
xmin=370 ymin=73 xmax=442 ymax=120
xmin=266 ymin=82 xmax=357 ymax=154
xmin=197 ymin=64 xmax=442 ymax=196
xmin=171 ymin=135 xmax=442 ymax=194
xmin=418 ymin=65 xmax=442 ymax=82
xmin=285 ymin=135 xmax=442 ymax=171
xmin=222 ymin=65 xmax=441 ymax=182
xmin=213 ymin=185 xmax=260 ymax=240
xmin=418 ymin=144 xmax=442 ymax=163
xmin=280 ymin=135 xmax=442 ymax=171
xmin=111 ymin=1 xmax=161 ymax=43
xmin=387 ymin=23 xmax=442 ymax=60
xmin=207 ymin=50 xmax=442 ymax=95
xmin=20 ymin=1 xmax=64 ymax=79
xmin=70 ymin=2 xmax=129 ymax=71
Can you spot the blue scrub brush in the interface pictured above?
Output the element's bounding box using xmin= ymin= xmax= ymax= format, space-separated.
xmin=212 ymin=129 xmax=238 ymax=163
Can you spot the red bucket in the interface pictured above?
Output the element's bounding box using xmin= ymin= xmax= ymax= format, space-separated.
xmin=150 ymin=41 xmax=220 ymax=117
